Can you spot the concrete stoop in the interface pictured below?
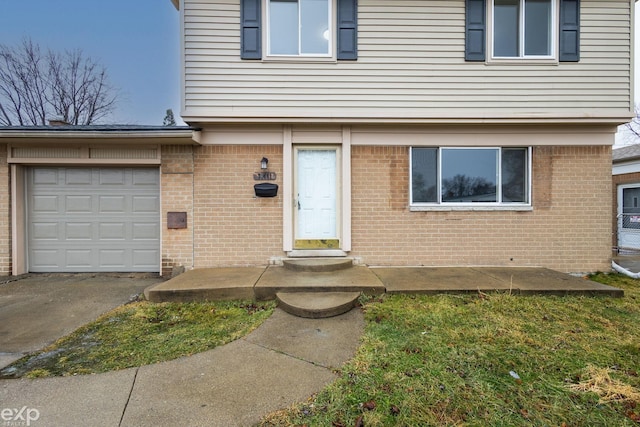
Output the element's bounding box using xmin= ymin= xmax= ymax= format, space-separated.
xmin=261 ymin=258 xmax=384 ymax=317
xmin=276 ymin=291 xmax=361 ymax=318
xmin=282 ymin=258 xmax=353 ymax=272
xmin=255 ymin=264 xmax=385 ymax=300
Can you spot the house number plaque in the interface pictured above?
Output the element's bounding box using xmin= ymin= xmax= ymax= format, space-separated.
xmin=253 ymin=172 xmax=277 ymax=181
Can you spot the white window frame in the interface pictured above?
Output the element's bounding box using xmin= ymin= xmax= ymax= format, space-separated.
xmin=410 ymin=147 xmax=532 ymax=211
xmin=265 ymin=0 xmax=334 ymax=59
xmin=490 ymin=0 xmax=558 ymax=60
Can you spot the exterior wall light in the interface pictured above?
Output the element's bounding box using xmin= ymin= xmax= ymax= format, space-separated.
xmin=261 ymin=157 xmax=269 ymax=170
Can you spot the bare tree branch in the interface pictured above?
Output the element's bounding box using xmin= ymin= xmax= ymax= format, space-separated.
xmin=621 ymin=104 xmax=640 ymax=145
xmin=0 ymin=38 xmax=119 ymax=126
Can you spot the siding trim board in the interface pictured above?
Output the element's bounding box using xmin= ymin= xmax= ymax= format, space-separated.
xmin=183 ymin=110 xmax=632 ymax=126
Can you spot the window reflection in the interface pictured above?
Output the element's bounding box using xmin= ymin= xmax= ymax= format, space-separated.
xmin=411 ymin=147 xmax=529 ymax=205
xmin=269 ymin=0 xmax=330 ymax=56
xmin=412 ymin=148 xmax=437 ymax=203
xmin=441 ymin=149 xmax=497 ymax=203
xmin=502 ymin=148 xmax=527 ymax=202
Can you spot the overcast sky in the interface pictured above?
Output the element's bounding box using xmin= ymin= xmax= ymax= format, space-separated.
xmin=0 ymin=0 xmax=182 ymax=125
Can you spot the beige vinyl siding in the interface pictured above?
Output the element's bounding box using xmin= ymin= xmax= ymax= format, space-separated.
xmin=182 ymin=0 xmax=632 ymax=122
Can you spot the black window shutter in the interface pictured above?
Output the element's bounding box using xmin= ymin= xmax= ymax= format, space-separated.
xmin=559 ymin=0 xmax=580 ymax=62
xmin=337 ymin=0 xmax=357 ymax=60
xmin=241 ymin=0 xmax=261 ymax=59
xmin=465 ymin=0 xmax=486 ymax=61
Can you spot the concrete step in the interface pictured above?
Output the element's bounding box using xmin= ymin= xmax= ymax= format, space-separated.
xmin=282 ymin=258 xmax=353 ymax=272
xmin=254 ymin=266 xmax=385 ymax=300
xmin=276 ymin=291 xmax=361 ymax=318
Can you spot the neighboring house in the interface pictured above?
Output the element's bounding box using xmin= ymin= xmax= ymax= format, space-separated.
xmin=613 ymin=144 xmax=640 ymax=253
xmin=0 ymin=0 xmax=634 ymax=276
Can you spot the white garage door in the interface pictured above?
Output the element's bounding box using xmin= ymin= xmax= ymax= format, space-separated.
xmin=27 ymin=167 xmax=160 ymax=272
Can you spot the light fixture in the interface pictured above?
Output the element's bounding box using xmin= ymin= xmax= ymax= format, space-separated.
xmin=261 ymin=157 xmax=269 ymax=170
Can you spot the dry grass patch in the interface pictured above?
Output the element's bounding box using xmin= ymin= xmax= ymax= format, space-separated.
xmin=1 ymin=299 xmax=275 ymax=378
xmin=569 ymin=364 xmax=640 ymax=404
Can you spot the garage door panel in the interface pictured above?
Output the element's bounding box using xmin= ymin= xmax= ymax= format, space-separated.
xmin=133 ymin=196 xmax=159 ymax=213
xmin=66 ymin=250 xmax=93 ymax=268
xmin=100 ymin=250 xmax=126 ymax=268
xmin=133 ymin=222 xmax=160 ymax=240
xmin=133 ymin=169 xmax=160 ymax=185
xmin=99 ymin=223 xmax=127 ymax=240
xmin=27 ymin=167 xmax=160 ymax=272
xmin=32 ymin=195 xmax=59 ymax=213
xmin=99 ymin=196 xmax=126 ymax=213
xmin=65 ymin=223 xmax=93 ymax=240
xmin=33 ymin=168 xmax=59 ymax=184
xmin=30 ymin=250 xmax=60 ymax=268
xmin=31 ymin=222 xmax=59 ymax=240
xmin=66 ymin=196 xmax=93 ymax=213
xmin=66 ymin=169 xmax=92 ymax=185
xmin=99 ymin=169 xmax=126 ymax=185
xmin=133 ymin=250 xmax=160 ymax=268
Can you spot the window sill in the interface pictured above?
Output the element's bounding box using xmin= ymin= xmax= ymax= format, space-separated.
xmin=486 ymin=58 xmax=558 ymax=66
xmin=410 ymin=205 xmax=533 ymax=212
xmin=262 ymin=56 xmax=337 ymax=64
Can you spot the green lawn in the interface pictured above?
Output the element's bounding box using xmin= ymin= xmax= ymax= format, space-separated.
xmin=0 ymin=299 xmax=275 ymax=378
xmin=260 ymin=273 xmax=640 ymax=426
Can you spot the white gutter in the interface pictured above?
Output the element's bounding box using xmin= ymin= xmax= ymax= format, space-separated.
xmin=612 ymin=261 xmax=640 ymax=279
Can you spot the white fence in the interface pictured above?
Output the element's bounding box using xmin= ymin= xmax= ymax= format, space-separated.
xmin=617 ymin=213 xmax=640 ymax=252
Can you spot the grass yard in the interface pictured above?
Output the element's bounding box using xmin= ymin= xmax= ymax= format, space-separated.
xmin=0 ymin=299 xmax=274 ymax=378
xmin=260 ymin=273 xmax=640 ymax=426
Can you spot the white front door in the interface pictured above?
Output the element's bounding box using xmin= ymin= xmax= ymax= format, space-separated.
xmin=618 ymin=184 xmax=640 ymax=250
xmin=295 ymin=147 xmax=339 ymax=248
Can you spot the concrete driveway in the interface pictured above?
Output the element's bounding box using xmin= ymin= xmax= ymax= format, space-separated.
xmin=0 ymin=274 xmax=163 ymax=369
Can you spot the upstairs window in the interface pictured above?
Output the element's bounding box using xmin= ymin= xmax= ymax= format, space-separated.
xmin=493 ymin=0 xmax=555 ymax=58
xmin=241 ymin=0 xmax=357 ymax=60
xmin=268 ymin=0 xmax=331 ymax=56
xmin=465 ymin=0 xmax=579 ymax=62
xmin=411 ymin=147 xmax=530 ymax=206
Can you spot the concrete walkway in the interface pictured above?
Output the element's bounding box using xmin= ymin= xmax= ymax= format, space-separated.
xmin=0 ymin=308 xmax=364 ymax=427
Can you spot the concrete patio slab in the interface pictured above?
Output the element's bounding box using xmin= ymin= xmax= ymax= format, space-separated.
xmin=478 ymin=268 xmax=624 ymax=296
xmin=373 ymin=267 xmax=511 ymax=294
xmin=373 ymin=267 xmax=623 ymax=297
xmin=144 ymin=267 xmax=263 ymax=302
